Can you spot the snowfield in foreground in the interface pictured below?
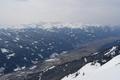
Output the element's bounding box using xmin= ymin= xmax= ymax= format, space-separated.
xmin=61 ymin=54 xmax=120 ymax=80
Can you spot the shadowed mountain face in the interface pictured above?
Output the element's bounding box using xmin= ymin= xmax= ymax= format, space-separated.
xmin=0 ymin=25 xmax=120 ymax=74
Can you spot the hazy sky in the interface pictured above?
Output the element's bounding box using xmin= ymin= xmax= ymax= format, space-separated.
xmin=0 ymin=0 xmax=120 ymax=25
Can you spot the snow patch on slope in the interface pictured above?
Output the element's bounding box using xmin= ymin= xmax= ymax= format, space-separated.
xmin=104 ymin=46 xmax=117 ymax=56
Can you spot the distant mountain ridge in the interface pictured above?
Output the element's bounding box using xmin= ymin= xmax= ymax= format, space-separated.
xmin=0 ymin=23 xmax=118 ymax=29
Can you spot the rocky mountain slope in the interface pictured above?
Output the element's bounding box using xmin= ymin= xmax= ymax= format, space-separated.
xmin=0 ymin=25 xmax=120 ymax=80
xmin=0 ymin=41 xmax=120 ymax=80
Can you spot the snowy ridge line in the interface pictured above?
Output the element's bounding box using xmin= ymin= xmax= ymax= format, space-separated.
xmin=0 ymin=23 xmax=115 ymax=30
xmin=61 ymin=46 xmax=120 ymax=80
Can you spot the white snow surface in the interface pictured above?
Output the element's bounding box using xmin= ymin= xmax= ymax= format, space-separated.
xmin=61 ymin=54 xmax=120 ymax=80
xmin=29 ymin=65 xmax=37 ymax=70
xmin=104 ymin=46 xmax=117 ymax=56
xmin=7 ymin=53 xmax=15 ymax=59
xmin=1 ymin=48 xmax=9 ymax=53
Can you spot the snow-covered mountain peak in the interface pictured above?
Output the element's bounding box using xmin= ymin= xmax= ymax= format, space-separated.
xmin=61 ymin=47 xmax=120 ymax=80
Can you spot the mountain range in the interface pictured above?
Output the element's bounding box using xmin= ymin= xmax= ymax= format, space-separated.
xmin=0 ymin=24 xmax=120 ymax=80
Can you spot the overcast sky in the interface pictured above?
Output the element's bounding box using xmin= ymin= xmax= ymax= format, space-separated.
xmin=0 ymin=0 xmax=120 ymax=25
